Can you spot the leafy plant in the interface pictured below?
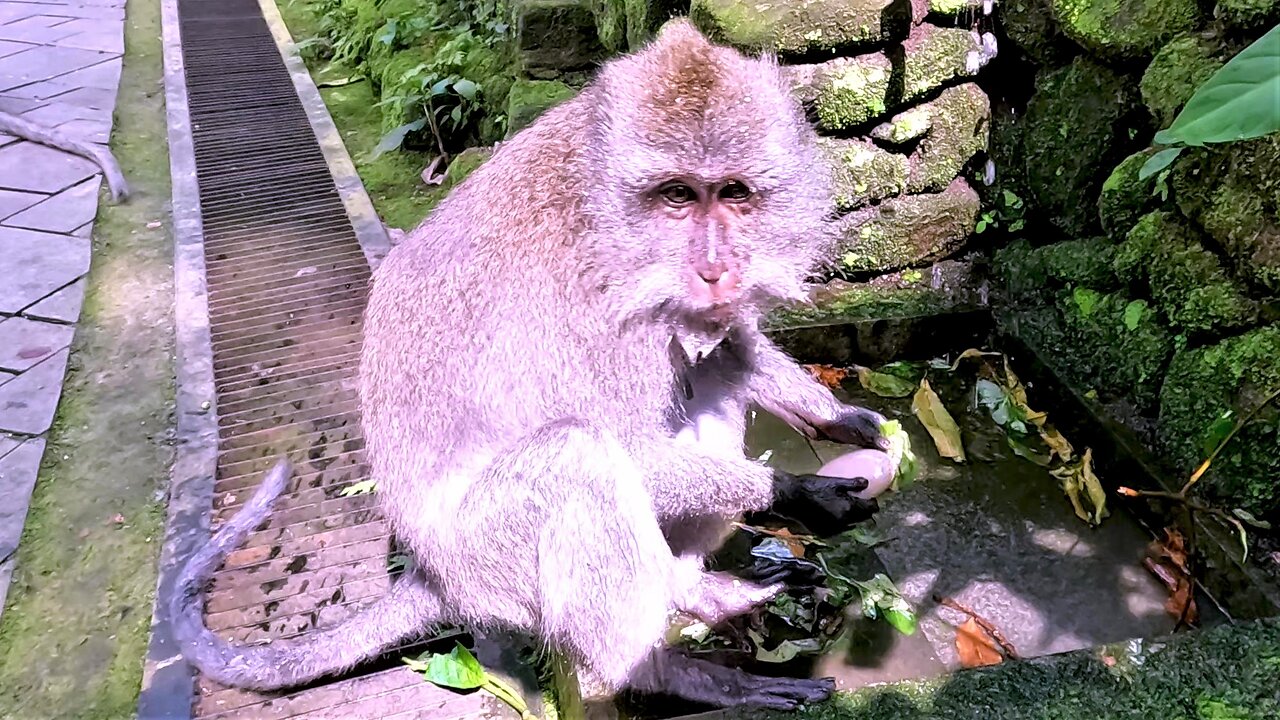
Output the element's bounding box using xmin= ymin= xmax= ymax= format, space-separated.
xmin=974 ymin=190 xmax=1026 ymax=234
xmin=405 ymin=642 xmax=539 ymax=720
xmin=1139 ymin=24 xmax=1280 ymax=180
xmin=340 ymin=479 xmax=377 ymax=497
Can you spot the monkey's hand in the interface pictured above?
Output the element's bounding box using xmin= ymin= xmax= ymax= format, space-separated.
xmin=770 ymin=470 xmax=880 ymax=537
xmin=811 ymin=404 xmax=890 ymax=451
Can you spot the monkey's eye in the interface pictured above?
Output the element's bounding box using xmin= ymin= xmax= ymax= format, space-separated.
xmin=718 ymin=181 xmax=752 ymax=202
xmin=658 ymin=182 xmax=697 ymax=207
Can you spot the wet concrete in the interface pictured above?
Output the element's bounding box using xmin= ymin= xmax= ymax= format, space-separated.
xmin=743 ymin=370 xmax=1181 ymax=682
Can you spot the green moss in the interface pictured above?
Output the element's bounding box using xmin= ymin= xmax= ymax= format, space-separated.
xmin=690 ymin=0 xmax=910 ymax=55
xmin=766 ymin=285 xmax=962 ymax=329
xmin=1052 ymin=0 xmax=1204 ymax=60
xmin=1140 ymin=34 xmax=1224 ymax=128
xmin=624 ymin=0 xmax=686 ymax=49
xmin=592 ymin=0 xmax=628 ymax=52
xmin=0 ymin=0 xmax=172 ymax=714
xmin=1160 ymin=326 xmax=1280 ymax=518
xmin=505 ymin=78 xmax=577 ymax=135
xmin=1115 ymin=211 xmax=1259 ymax=336
xmin=995 ymin=238 xmax=1120 ymax=300
xmin=1021 ymin=57 xmax=1143 ymax=237
xmin=906 ymin=83 xmax=989 ymax=194
xmin=1002 ymin=0 xmax=1076 ymax=64
xmin=813 ymin=56 xmax=893 ymax=131
xmin=929 ymin=0 xmax=974 ymax=14
xmin=446 ymin=146 xmax=492 ymax=186
xmin=836 ymin=180 xmax=978 ymax=272
xmin=1215 ymin=0 xmax=1280 ymax=30
xmin=1098 ymin=149 xmax=1158 ymax=239
xmin=758 ymin=618 xmax=1280 ymax=719
xmin=1172 ymin=136 xmax=1280 ymax=294
xmin=900 ymin=26 xmax=982 ymax=101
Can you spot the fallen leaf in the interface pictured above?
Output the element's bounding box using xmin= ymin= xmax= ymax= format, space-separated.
xmin=955 ymin=618 xmax=1004 ymax=668
xmin=911 ymin=379 xmax=966 ymax=462
xmin=857 ymin=366 xmax=917 ymax=398
xmin=1143 ymin=528 xmax=1198 ymax=625
xmin=1050 ymin=448 xmax=1108 ymax=525
xmin=772 ymin=527 xmax=808 ymax=558
xmin=804 ymin=364 xmax=848 ymax=389
xmin=947 ymin=348 xmax=1003 ymax=372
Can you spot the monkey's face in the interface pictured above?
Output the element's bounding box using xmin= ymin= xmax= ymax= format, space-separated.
xmin=647 ymin=176 xmax=753 ymax=315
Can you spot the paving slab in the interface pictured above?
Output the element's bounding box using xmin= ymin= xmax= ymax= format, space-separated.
xmin=20 ymin=98 xmax=113 ymax=127
xmin=0 ymin=39 xmax=33 ymax=59
xmin=39 ymin=54 xmax=120 ymax=91
xmin=0 ymin=316 xmax=75 ymax=372
xmin=0 ymin=45 xmax=113 ymax=91
xmin=46 ymin=84 xmax=114 ymax=109
xmin=0 ymin=347 xmax=71 ymax=435
xmin=0 ymin=93 xmax=46 ymax=113
xmin=0 ymin=436 xmax=46 ymax=613
xmin=0 ymin=187 xmax=46 ymax=221
xmin=0 ymin=140 xmax=99 ymax=193
xmin=0 ymin=226 xmax=90 ymax=313
xmin=0 ymin=432 xmax=21 ymax=459
xmin=22 ymin=276 xmax=85 ymax=322
xmin=6 ymin=176 xmax=99 ymax=232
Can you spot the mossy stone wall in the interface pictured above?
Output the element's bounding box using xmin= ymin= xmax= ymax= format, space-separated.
xmin=990 ymin=0 xmax=1280 ymax=520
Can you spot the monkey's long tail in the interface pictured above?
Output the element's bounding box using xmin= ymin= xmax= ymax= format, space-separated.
xmin=0 ymin=110 xmax=130 ymax=203
xmin=168 ymin=458 xmax=445 ymax=692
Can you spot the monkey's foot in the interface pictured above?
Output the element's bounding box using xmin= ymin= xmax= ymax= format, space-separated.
xmin=636 ymin=652 xmax=834 ymax=711
xmin=676 ymin=571 xmax=782 ymax=626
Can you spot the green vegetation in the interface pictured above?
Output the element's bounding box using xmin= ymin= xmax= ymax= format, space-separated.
xmin=0 ymin=0 xmax=173 ymax=715
xmin=1140 ymin=35 xmax=1224 ymax=128
xmin=505 ymin=78 xmax=577 ymax=135
xmin=763 ymin=618 xmax=1280 ymax=719
xmin=1052 ymin=0 xmax=1203 ymax=60
xmin=1097 ymin=150 xmax=1158 ymax=239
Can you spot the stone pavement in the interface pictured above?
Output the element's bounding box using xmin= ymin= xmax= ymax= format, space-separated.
xmin=0 ymin=0 xmax=125 ymax=618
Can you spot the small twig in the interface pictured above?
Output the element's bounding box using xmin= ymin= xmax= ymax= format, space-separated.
xmin=933 ymin=595 xmax=1021 ymax=660
xmin=1181 ymin=386 xmax=1280 ymax=496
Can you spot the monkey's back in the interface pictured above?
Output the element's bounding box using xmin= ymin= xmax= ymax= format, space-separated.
xmin=359 ymin=95 xmax=677 ymax=553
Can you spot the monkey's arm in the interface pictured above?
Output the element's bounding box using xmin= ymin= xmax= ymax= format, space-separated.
xmin=745 ymin=334 xmax=888 ymax=449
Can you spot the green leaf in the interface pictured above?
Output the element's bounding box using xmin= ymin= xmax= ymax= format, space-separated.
xmin=847 ymin=524 xmax=892 ymax=547
xmin=857 ymin=367 xmax=917 ymax=398
xmin=884 ymin=606 xmax=918 ymax=636
xmin=450 ymin=106 xmax=463 ymax=124
xmin=424 ymin=643 xmax=486 ymax=690
xmin=880 ymin=419 xmax=918 ymax=490
xmin=1138 ymin=147 xmax=1184 ymax=180
xmin=1123 ymin=299 xmax=1148 ymax=331
xmin=340 ymin=479 xmax=378 ymax=497
xmin=430 ymin=78 xmax=451 ymax=96
xmin=975 ymin=218 xmax=988 ymax=233
xmin=1154 ymin=24 xmax=1280 ymax=147
xmin=452 ymin=78 xmax=479 ymax=100
xmin=1233 ymin=508 xmax=1272 ymax=530
xmin=375 ymin=19 xmax=398 ymax=46
xmin=1072 ymin=287 xmax=1102 ymax=316
xmin=878 ymin=361 xmax=927 ymax=382
xmin=1202 ymin=410 xmax=1235 ymax=455
xmin=369 ymin=119 xmax=426 ymax=160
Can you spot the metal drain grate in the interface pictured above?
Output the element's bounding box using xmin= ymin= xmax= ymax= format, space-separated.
xmin=169 ymin=0 xmax=473 ymax=716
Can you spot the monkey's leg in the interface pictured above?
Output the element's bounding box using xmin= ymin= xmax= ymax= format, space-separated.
xmin=630 ymin=649 xmax=834 ymax=710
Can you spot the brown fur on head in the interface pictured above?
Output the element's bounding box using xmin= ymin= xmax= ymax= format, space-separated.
xmin=578 ymin=18 xmax=835 ymax=329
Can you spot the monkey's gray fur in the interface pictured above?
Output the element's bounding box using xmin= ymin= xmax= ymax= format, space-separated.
xmin=171 ymin=19 xmax=887 ymax=710
xmin=0 ymin=110 xmax=129 ymax=202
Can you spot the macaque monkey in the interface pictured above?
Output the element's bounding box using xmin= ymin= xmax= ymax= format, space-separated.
xmin=171 ymin=19 xmax=889 ymax=711
xmin=0 ymin=110 xmax=129 ymax=202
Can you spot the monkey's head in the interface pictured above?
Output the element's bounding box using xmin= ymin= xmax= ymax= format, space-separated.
xmin=581 ymin=19 xmax=835 ymax=331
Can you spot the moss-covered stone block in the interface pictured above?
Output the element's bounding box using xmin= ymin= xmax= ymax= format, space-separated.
xmin=995 ymin=237 xmax=1120 ymax=297
xmin=1215 ymin=0 xmax=1280 ymax=30
xmin=446 ymin=146 xmax=492 ymax=186
xmin=1021 ymin=57 xmax=1144 ymax=237
xmin=904 ymin=82 xmax=990 ymax=194
xmin=835 ymin=177 xmax=979 ymax=272
xmin=516 ymin=0 xmax=607 ymax=72
xmin=1172 ymin=135 xmax=1280 ymax=293
xmin=1159 ymin=326 xmax=1280 ymax=519
xmin=1051 ymin=0 xmax=1204 ymax=61
xmin=818 ymin=137 xmax=909 ymax=211
xmin=928 ymin=0 xmax=983 ymax=15
xmin=690 ymin=0 xmax=911 ymax=56
xmin=1115 ymin=211 xmax=1259 ymax=336
xmin=1013 ymin=288 xmax=1174 ymax=412
xmin=505 ymin=78 xmax=577 ymax=136
xmin=786 ymin=26 xmax=983 ymax=132
xmin=1002 ymin=0 xmax=1076 ymax=64
xmin=1097 ymin=149 xmax=1158 ymax=239
xmin=625 ymin=0 xmax=688 ymax=49
xmin=1140 ymin=34 xmax=1224 ymax=129
xmin=591 ymin=0 xmax=628 ymax=52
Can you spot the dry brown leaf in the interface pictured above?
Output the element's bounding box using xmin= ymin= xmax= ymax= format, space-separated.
xmin=911 ymin=379 xmax=966 ymax=462
xmin=773 ymin=528 xmax=807 ymax=558
xmin=955 ymin=618 xmax=1004 ymax=668
xmin=1143 ymin=528 xmax=1198 ymax=624
xmin=804 ymin=364 xmax=848 ymax=389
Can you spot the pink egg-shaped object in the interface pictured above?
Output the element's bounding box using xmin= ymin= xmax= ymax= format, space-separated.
xmin=817 ymin=449 xmax=897 ymax=499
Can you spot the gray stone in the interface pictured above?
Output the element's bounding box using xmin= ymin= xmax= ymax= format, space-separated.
xmin=0 ymin=316 xmax=74 ymax=372
xmin=0 ymin=226 xmax=89 ymax=313
xmin=0 ymin=432 xmax=21 ymax=460
xmin=6 ymin=176 xmax=99 ymax=232
xmin=0 ymin=188 xmax=46 ymax=221
xmin=22 ymin=276 xmax=85 ymax=322
xmin=0 ymin=94 xmax=46 ymax=113
xmin=0 ymin=436 xmax=46 ymax=617
xmin=43 ymin=56 xmax=120 ymax=91
xmin=20 ymin=99 xmax=113 ymax=127
xmin=0 ymin=79 xmax=77 ymax=101
xmin=0 ymin=18 xmax=79 ymax=48
xmin=53 ymin=21 xmax=124 ymax=54
xmin=0 ymin=347 xmax=70 ymax=435
xmin=43 ymin=116 xmax=109 ymax=142
xmin=46 ymin=85 xmax=113 ymax=109
xmin=0 ymin=133 xmax=12 ymax=148
xmin=0 ymin=45 xmax=112 ymax=91
xmin=0 ymin=140 xmax=98 ymax=193
xmin=72 ymin=221 xmax=92 ymax=237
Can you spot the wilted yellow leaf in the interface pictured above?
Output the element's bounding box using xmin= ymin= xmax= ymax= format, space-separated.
xmin=955 ymin=618 xmax=1003 ymax=668
xmin=947 ymin=348 xmax=1003 ymax=372
xmin=1001 ymin=360 xmax=1074 ymax=463
xmin=1051 ymin=448 xmax=1108 ymax=525
xmin=911 ymin=379 xmax=966 ymax=462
